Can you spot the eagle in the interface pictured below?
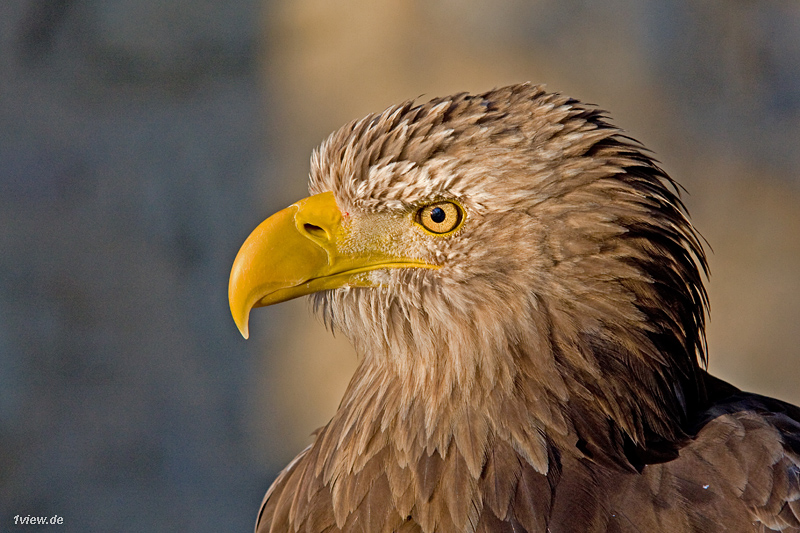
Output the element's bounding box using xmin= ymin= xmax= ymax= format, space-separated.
xmin=228 ymin=83 xmax=800 ymax=533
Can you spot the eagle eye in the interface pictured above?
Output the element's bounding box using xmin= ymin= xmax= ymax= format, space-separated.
xmin=415 ymin=201 xmax=464 ymax=235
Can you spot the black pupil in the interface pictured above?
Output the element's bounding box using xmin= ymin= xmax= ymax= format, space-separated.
xmin=430 ymin=206 xmax=446 ymax=223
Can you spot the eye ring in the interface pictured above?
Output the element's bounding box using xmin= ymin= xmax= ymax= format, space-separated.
xmin=415 ymin=201 xmax=465 ymax=235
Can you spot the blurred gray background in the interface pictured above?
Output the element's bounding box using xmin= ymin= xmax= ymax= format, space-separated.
xmin=1 ymin=1 xmax=798 ymax=531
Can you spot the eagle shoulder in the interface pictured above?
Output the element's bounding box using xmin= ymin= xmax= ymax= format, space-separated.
xmin=548 ymin=385 xmax=800 ymax=533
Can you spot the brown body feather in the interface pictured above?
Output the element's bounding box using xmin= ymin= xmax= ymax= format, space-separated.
xmin=254 ymin=84 xmax=800 ymax=532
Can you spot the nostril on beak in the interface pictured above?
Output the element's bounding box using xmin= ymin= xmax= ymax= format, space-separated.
xmin=303 ymin=223 xmax=328 ymax=240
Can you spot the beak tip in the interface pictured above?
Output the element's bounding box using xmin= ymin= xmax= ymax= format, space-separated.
xmin=229 ymin=265 xmax=254 ymax=339
xmin=234 ymin=318 xmax=250 ymax=340
xmin=229 ymin=291 xmax=252 ymax=339
xmin=232 ymin=309 xmax=251 ymax=340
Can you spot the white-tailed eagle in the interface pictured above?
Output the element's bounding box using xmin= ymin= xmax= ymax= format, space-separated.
xmin=229 ymin=84 xmax=800 ymax=533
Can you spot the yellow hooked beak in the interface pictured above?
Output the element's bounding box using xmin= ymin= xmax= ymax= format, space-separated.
xmin=228 ymin=191 xmax=436 ymax=338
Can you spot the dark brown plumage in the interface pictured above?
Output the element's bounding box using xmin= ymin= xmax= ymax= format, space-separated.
xmin=230 ymin=83 xmax=800 ymax=533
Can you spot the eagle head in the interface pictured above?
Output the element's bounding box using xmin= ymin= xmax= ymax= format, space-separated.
xmin=229 ymin=83 xmax=709 ymax=468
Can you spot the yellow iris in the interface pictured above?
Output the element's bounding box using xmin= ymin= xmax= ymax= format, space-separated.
xmin=415 ymin=201 xmax=464 ymax=235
